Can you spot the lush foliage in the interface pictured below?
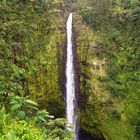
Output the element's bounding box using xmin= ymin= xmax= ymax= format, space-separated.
xmin=0 ymin=0 xmax=139 ymax=140
xmin=0 ymin=0 xmax=66 ymax=116
xmin=78 ymin=0 xmax=140 ymax=140
xmin=0 ymin=0 xmax=71 ymax=140
xmin=0 ymin=96 xmax=72 ymax=140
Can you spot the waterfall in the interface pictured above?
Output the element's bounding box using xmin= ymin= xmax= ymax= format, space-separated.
xmin=66 ymin=13 xmax=77 ymax=139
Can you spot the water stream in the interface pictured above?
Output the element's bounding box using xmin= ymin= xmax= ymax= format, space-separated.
xmin=66 ymin=13 xmax=77 ymax=139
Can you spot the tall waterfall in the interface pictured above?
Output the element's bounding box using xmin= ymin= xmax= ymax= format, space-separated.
xmin=66 ymin=13 xmax=77 ymax=138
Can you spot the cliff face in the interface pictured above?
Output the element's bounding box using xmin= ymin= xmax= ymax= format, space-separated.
xmin=73 ymin=1 xmax=140 ymax=140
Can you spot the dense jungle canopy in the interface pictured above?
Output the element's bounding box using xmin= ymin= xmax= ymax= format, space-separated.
xmin=0 ymin=0 xmax=140 ymax=140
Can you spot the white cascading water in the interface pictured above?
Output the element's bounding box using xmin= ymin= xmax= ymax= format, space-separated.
xmin=66 ymin=13 xmax=77 ymax=139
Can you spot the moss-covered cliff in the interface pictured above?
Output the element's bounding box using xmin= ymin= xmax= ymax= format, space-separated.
xmin=73 ymin=1 xmax=140 ymax=140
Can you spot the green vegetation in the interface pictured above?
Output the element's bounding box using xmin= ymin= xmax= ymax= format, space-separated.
xmin=76 ymin=0 xmax=140 ymax=140
xmin=0 ymin=0 xmax=71 ymax=139
xmin=0 ymin=0 xmax=140 ymax=140
xmin=0 ymin=96 xmax=72 ymax=140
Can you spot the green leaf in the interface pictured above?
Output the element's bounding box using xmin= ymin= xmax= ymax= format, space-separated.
xmin=18 ymin=111 xmax=26 ymax=118
xmin=11 ymin=104 xmax=21 ymax=111
xmin=25 ymin=99 xmax=38 ymax=106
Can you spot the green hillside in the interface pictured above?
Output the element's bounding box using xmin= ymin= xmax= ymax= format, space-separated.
xmin=0 ymin=0 xmax=139 ymax=140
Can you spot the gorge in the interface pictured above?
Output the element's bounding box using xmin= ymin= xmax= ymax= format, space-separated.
xmin=0 ymin=0 xmax=139 ymax=140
